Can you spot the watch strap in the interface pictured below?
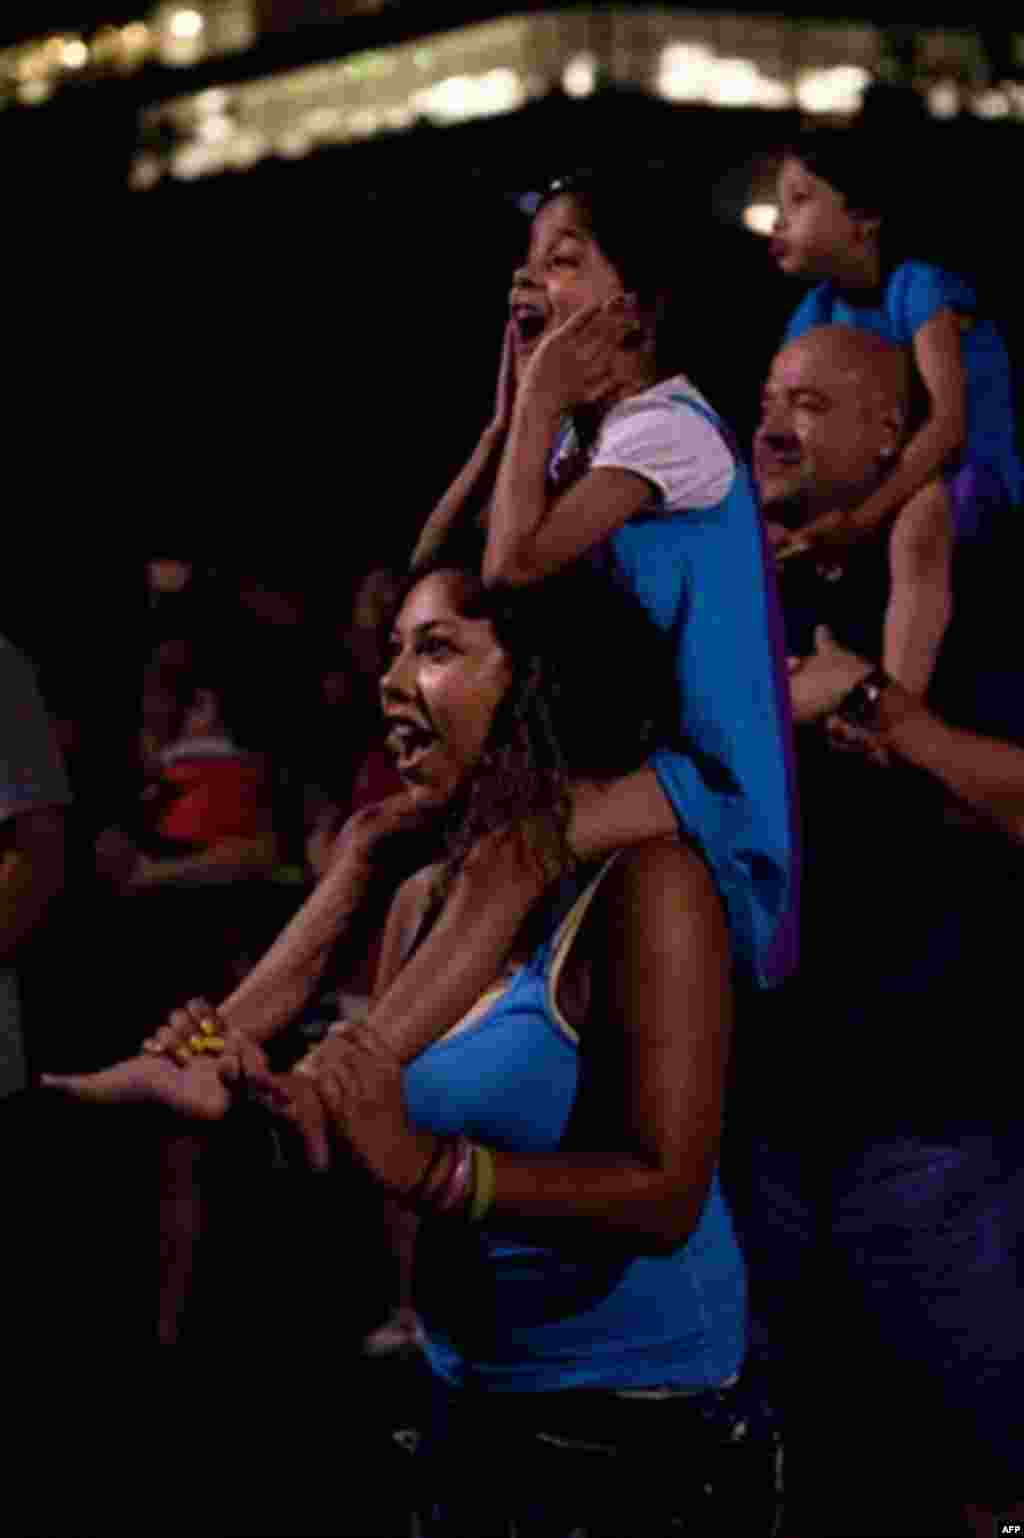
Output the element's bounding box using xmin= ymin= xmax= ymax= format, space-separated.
xmin=837 ymin=666 xmax=893 ymax=728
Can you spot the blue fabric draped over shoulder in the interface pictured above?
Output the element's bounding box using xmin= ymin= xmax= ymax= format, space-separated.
xmin=582 ymin=391 xmax=799 ymax=988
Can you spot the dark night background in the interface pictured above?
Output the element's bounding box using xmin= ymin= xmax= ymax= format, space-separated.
xmin=1 ymin=2 xmax=1022 ymax=810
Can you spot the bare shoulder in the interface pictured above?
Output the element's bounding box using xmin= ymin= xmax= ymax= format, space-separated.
xmin=587 ymin=836 xmax=730 ymax=969
xmin=606 ymin=835 xmax=722 ymax=913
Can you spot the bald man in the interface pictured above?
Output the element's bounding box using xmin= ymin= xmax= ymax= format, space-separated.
xmin=725 ymin=327 xmax=1024 ymax=1533
xmin=755 ymin=325 xmax=952 ymax=696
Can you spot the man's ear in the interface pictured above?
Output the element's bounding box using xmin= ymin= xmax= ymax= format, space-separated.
xmin=851 ymin=208 xmax=881 ymax=249
xmin=878 ymin=403 xmax=906 ymax=465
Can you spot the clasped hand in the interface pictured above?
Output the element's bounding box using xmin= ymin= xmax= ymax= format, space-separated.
xmin=787 ymin=625 xmax=873 ymax=726
xmin=774 ymin=509 xmax=862 ymax=568
xmin=248 ymin=1024 xmax=435 ymax=1193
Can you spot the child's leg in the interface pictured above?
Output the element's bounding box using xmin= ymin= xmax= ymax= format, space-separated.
xmin=884 ymin=479 xmax=954 ymax=697
xmin=360 ymin=775 xmax=677 ymax=1066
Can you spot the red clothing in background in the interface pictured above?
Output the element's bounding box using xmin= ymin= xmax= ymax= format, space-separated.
xmin=156 ymin=739 xmax=272 ymax=849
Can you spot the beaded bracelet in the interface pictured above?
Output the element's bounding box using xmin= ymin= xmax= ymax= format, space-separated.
xmin=436 ymin=1136 xmax=474 ymax=1214
xmin=405 ymin=1134 xmax=449 ymax=1207
xmin=469 ymin=1144 xmax=497 ymax=1224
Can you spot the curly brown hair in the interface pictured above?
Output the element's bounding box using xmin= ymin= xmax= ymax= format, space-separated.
xmin=394 ymin=532 xmax=678 ymax=894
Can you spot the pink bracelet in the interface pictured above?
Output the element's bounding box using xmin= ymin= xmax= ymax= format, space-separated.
xmin=434 ymin=1135 xmax=474 ymax=1215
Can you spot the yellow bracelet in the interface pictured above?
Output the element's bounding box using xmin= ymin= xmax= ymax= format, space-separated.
xmin=469 ymin=1144 xmax=496 ymax=1224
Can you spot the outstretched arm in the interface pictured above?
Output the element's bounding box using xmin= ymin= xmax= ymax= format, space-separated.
xmin=411 ymin=321 xmax=517 ymax=571
xmin=882 ymin=479 xmax=954 ymax=696
xmin=210 ymin=797 xmax=435 ymax=1045
xmin=135 ymin=793 xmax=439 ymax=1060
xmin=793 ymin=629 xmax=1024 ymax=840
xmin=849 ymin=691 xmax=1024 ymax=843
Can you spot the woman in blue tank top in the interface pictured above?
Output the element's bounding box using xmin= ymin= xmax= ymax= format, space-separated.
xmin=43 ymin=548 xmax=781 ymax=1531
xmin=281 ymin=550 xmax=777 ymax=1535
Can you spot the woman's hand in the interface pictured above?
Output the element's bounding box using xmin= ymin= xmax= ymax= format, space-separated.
xmin=518 ymin=297 xmax=638 ymax=418
xmin=787 ymin=626 xmax=873 ymax=726
xmin=333 ymin=788 xmax=447 ymax=888
xmin=310 ymin=1025 xmax=435 ymax=1198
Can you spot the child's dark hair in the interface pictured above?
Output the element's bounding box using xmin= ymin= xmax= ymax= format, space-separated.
xmin=532 ymin=168 xmax=688 ymax=376
xmin=395 ymin=528 xmax=678 ymax=888
xmin=782 ymin=125 xmax=908 ymax=265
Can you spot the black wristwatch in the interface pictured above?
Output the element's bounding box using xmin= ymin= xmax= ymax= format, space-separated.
xmin=836 ymin=666 xmax=893 ymax=728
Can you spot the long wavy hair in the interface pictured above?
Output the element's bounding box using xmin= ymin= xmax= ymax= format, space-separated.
xmin=393 ymin=533 xmax=678 ymax=894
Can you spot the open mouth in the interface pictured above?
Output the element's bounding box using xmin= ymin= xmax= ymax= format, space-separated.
xmin=756 ymin=451 xmax=802 ymax=474
xmin=386 ymin=716 xmax=439 ymax=771
xmin=512 ymin=304 xmax=547 ymax=344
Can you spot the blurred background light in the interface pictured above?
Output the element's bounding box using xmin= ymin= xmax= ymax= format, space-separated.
xmin=60 ymin=39 xmax=89 ymax=71
xmin=795 ymin=65 xmax=872 ymax=115
xmin=743 ymin=202 xmax=778 ymax=236
xmin=971 ymin=88 xmax=1011 ymax=118
xmin=562 ymin=52 xmax=596 ymax=100
xmin=656 ymin=43 xmax=714 ymax=104
xmin=413 ymin=66 xmax=525 ymax=125
xmin=169 ymin=10 xmax=204 ymax=42
xmin=927 ymin=80 xmax=960 ymax=119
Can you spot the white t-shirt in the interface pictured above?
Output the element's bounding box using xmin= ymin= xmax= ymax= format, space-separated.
xmin=551 ymin=375 xmax=736 ymax=515
xmin=0 ymin=638 xmax=71 ymax=1097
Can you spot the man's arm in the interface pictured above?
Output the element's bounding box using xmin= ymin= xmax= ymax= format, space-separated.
xmin=0 ymin=807 xmax=65 ymax=965
xmin=794 ymin=627 xmax=1024 ymax=842
xmin=876 ymin=695 xmax=1024 ymax=843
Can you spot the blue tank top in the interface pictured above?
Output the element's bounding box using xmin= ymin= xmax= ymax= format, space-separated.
xmin=403 ymin=857 xmax=748 ymax=1394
